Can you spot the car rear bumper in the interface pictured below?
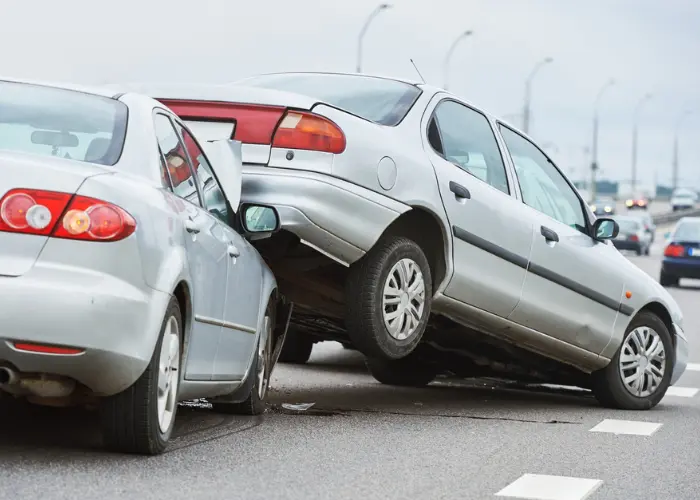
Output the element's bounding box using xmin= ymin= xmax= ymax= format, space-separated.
xmin=671 ymin=323 xmax=689 ymax=385
xmin=612 ymin=240 xmax=642 ymax=251
xmin=241 ymin=166 xmax=411 ymax=265
xmin=0 ymin=264 xmax=170 ymax=396
xmin=662 ymin=258 xmax=700 ymax=279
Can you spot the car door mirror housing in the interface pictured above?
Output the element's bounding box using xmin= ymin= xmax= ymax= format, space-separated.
xmin=241 ymin=204 xmax=281 ymax=240
xmin=593 ymin=218 xmax=618 ymax=240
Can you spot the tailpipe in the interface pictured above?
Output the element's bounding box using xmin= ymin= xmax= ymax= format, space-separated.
xmin=0 ymin=366 xmax=18 ymax=385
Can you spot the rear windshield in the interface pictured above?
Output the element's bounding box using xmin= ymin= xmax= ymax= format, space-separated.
xmin=0 ymin=81 xmax=127 ymax=166
xmin=674 ymin=222 xmax=700 ymax=242
xmin=615 ymin=219 xmax=640 ymax=232
xmin=237 ymin=73 xmax=422 ymax=126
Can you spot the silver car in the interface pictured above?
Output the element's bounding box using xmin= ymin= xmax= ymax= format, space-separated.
xmin=0 ymin=78 xmax=290 ymax=455
xmin=131 ymin=72 xmax=687 ymax=411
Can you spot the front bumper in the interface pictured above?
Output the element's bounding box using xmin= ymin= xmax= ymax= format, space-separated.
xmin=0 ymin=264 xmax=170 ymax=396
xmin=241 ymin=166 xmax=410 ymax=265
xmin=671 ymin=323 xmax=689 ymax=385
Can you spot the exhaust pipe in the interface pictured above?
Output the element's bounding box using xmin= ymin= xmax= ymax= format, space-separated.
xmin=0 ymin=367 xmax=18 ymax=385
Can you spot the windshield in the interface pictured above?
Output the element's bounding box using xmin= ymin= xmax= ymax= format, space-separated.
xmin=673 ymin=221 xmax=700 ymax=242
xmin=615 ymin=219 xmax=640 ymax=233
xmin=236 ymin=73 xmax=422 ymax=126
xmin=0 ymin=81 xmax=127 ymax=166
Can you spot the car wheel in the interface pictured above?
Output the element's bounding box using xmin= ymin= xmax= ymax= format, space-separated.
xmin=100 ymin=297 xmax=182 ymax=455
xmin=659 ymin=271 xmax=679 ymax=287
xmin=644 ymin=245 xmax=650 ymax=256
xmin=212 ymin=309 xmax=274 ymax=416
xmin=277 ymin=326 xmax=313 ymax=364
xmin=346 ymin=236 xmax=432 ymax=360
xmin=591 ymin=311 xmax=674 ymax=410
xmin=366 ymin=354 xmax=438 ymax=387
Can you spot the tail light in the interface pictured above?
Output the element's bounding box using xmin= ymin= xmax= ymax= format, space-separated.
xmin=0 ymin=188 xmax=136 ymax=242
xmin=629 ymin=234 xmax=639 ymax=241
xmin=664 ymin=244 xmax=686 ymax=257
xmin=272 ymin=111 xmax=346 ymax=154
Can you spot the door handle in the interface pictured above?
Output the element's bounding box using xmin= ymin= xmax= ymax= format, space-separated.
xmin=184 ymin=218 xmax=200 ymax=234
xmin=449 ymin=181 xmax=471 ymax=200
xmin=540 ymin=226 xmax=559 ymax=243
xmin=227 ymin=244 xmax=240 ymax=258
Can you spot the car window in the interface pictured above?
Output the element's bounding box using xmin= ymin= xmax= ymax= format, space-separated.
xmin=174 ymin=122 xmax=230 ymax=225
xmin=0 ymin=81 xmax=127 ymax=166
xmin=498 ymin=125 xmax=586 ymax=233
xmin=153 ymin=113 xmax=200 ymax=206
xmin=674 ymin=221 xmax=700 ymax=242
xmin=615 ymin=219 xmax=640 ymax=233
xmin=430 ymin=100 xmax=509 ymax=195
xmin=159 ymin=148 xmax=174 ymax=190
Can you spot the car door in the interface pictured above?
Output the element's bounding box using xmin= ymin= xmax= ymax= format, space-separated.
xmin=422 ymin=96 xmax=534 ymax=318
xmin=497 ymin=123 xmax=625 ymax=355
xmin=172 ymin=122 xmax=263 ymax=381
xmin=154 ymin=112 xmax=229 ymax=381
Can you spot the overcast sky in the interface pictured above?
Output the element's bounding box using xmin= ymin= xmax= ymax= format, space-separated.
xmin=2 ymin=0 xmax=697 ymax=188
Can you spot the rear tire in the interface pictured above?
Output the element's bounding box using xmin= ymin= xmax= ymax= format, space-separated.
xmin=366 ymin=354 xmax=439 ymax=387
xmin=644 ymin=245 xmax=650 ymax=256
xmin=346 ymin=236 xmax=432 ymax=360
xmin=591 ymin=311 xmax=674 ymax=410
xmin=100 ymin=297 xmax=182 ymax=455
xmin=659 ymin=271 xmax=679 ymax=287
xmin=278 ymin=327 xmax=314 ymax=364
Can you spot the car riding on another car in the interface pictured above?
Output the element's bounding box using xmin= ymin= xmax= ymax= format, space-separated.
xmin=660 ymin=217 xmax=700 ymax=287
xmin=611 ymin=215 xmax=652 ymax=256
xmin=130 ymin=72 xmax=688 ymax=411
xmin=0 ymin=78 xmax=291 ymax=455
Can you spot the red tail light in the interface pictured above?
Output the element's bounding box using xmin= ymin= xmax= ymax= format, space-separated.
xmin=629 ymin=234 xmax=639 ymax=241
xmin=13 ymin=342 xmax=84 ymax=355
xmin=0 ymin=189 xmax=136 ymax=242
xmin=272 ymin=111 xmax=346 ymax=154
xmin=664 ymin=244 xmax=685 ymax=257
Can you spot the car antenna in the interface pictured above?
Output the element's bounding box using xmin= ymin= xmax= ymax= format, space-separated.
xmin=410 ymin=59 xmax=426 ymax=84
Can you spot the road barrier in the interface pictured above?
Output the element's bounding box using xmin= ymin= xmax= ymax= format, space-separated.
xmin=652 ymin=208 xmax=700 ymax=225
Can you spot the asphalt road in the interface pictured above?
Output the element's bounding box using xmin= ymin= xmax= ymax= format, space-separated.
xmin=1 ymin=225 xmax=698 ymax=500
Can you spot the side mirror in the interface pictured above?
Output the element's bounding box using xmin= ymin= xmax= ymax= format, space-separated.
xmin=241 ymin=204 xmax=280 ymax=240
xmin=664 ymin=231 xmax=671 ymax=240
xmin=593 ymin=218 xmax=619 ymax=241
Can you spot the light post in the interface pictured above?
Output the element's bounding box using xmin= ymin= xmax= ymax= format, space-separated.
xmin=589 ymin=79 xmax=615 ymax=200
xmin=356 ymin=3 xmax=392 ymax=74
xmin=522 ymin=57 xmax=553 ymax=134
xmin=631 ymin=92 xmax=653 ymax=193
xmin=443 ymin=30 xmax=473 ymax=90
xmin=672 ymin=109 xmax=694 ymax=191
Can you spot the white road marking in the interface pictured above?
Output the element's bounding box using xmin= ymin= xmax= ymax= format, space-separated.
xmin=495 ymin=473 xmax=603 ymax=500
xmin=589 ymin=419 xmax=662 ymax=436
xmin=665 ymin=386 xmax=699 ymax=398
xmin=686 ymin=363 xmax=700 ymax=372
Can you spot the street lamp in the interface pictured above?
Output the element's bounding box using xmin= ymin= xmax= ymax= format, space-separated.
xmin=522 ymin=57 xmax=553 ymax=134
xmin=443 ymin=30 xmax=473 ymax=90
xmin=672 ymin=109 xmax=694 ymax=191
xmin=589 ymin=78 xmax=615 ymax=200
xmin=356 ymin=3 xmax=392 ymax=74
xmin=630 ymin=92 xmax=653 ymax=193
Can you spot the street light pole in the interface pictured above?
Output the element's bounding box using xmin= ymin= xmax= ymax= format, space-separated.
xmin=522 ymin=57 xmax=553 ymax=134
xmin=672 ymin=109 xmax=694 ymax=191
xmin=590 ymin=79 xmax=615 ymax=201
xmin=443 ymin=30 xmax=473 ymax=90
xmin=356 ymin=3 xmax=392 ymax=74
xmin=631 ymin=93 xmax=653 ymax=193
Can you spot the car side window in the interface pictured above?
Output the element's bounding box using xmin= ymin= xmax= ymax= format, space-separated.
xmin=498 ymin=125 xmax=587 ymax=233
xmin=159 ymin=147 xmax=174 ymax=191
xmin=153 ymin=114 xmax=200 ymax=206
xmin=429 ymin=100 xmax=509 ymax=195
xmin=174 ymin=122 xmax=231 ymax=225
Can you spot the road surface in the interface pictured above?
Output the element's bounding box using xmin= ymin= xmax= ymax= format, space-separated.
xmin=1 ymin=225 xmax=697 ymax=500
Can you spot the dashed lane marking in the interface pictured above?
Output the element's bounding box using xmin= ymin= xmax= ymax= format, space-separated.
xmin=495 ymin=473 xmax=603 ymax=500
xmin=665 ymin=386 xmax=699 ymax=398
xmin=589 ymin=419 xmax=662 ymax=436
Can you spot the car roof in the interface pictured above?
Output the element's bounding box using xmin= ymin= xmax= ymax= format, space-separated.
xmin=0 ymin=75 xmax=120 ymax=99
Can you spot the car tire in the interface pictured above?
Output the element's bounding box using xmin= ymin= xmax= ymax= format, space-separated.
xmin=366 ymin=354 xmax=439 ymax=387
xmin=212 ymin=306 xmax=274 ymax=416
xmin=635 ymin=246 xmax=642 ymax=256
xmin=659 ymin=271 xmax=679 ymax=287
xmin=591 ymin=311 xmax=674 ymax=410
xmin=99 ymin=297 xmax=182 ymax=455
xmin=277 ymin=327 xmax=313 ymax=364
xmin=346 ymin=236 xmax=433 ymax=360
xmin=644 ymin=245 xmax=650 ymax=256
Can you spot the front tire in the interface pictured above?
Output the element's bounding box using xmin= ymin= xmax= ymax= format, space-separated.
xmin=100 ymin=297 xmax=182 ymax=455
xmin=591 ymin=311 xmax=674 ymax=410
xmin=366 ymin=354 xmax=439 ymax=387
xmin=346 ymin=236 xmax=433 ymax=360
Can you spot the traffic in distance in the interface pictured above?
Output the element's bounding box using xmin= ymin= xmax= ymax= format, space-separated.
xmin=0 ymin=73 xmax=694 ymax=454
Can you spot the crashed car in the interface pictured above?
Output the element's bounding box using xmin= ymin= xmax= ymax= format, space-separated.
xmin=129 ymin=72 xmax=688 ymax=410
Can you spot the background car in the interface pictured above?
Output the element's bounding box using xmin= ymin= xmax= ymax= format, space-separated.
xmin=626 ymin=211 xmax=657 ymax=243
xmin=660 ymin=217 xmax=700 ymax=287
xmin=0 ymin=78 xmax=290 ymax=455
xmin=589 ymin=198 xmax=616 ymax=216
xmin=670 ymin=187 xmax=698 ymax=212
xmin=127 ymin=73 xmax=687 ymax=411
xmin=611 ymin=215 xmax=652 ymax=255
xmin=625 ymin=193 xmax=650 ymax=210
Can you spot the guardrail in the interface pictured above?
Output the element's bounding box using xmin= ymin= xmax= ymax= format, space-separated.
xmin=652 ymin=208 xmax=700 ymax=225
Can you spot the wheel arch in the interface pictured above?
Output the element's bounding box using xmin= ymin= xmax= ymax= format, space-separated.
xmin=637 ymin=301 xmax=675 ymax=346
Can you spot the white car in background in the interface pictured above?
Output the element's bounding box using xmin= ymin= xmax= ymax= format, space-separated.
xmin=670 ymin=188 xmax=698 ymax=212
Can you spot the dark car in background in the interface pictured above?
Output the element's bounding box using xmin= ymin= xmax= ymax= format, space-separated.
xmin=660 ymin=217 xmax=700 ymax=287
xmin=589 ymin=198 xmax=615 ymax=216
